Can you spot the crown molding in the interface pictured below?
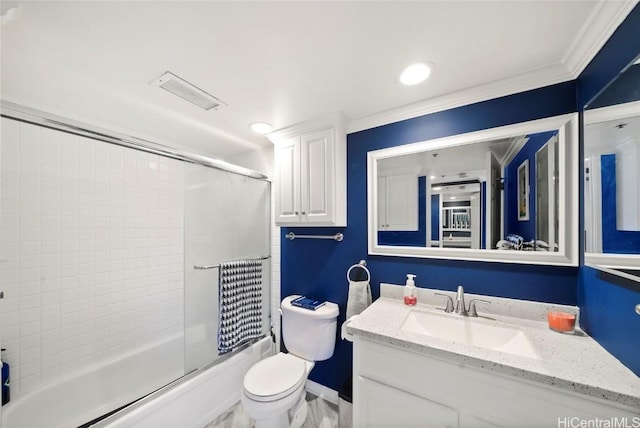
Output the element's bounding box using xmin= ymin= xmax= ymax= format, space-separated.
xmin=500 ymin=136 xmax=529 ymax=167
xmin=563 ymin=0 xmax=638 ymax=79
xmin=347 ymin=63 xmax=573 ymax=134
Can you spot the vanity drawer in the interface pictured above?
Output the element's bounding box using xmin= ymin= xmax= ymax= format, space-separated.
xmin=356 ymin=376 xmax=459 ymax=428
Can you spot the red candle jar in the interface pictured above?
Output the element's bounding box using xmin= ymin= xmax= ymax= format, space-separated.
xmin=547 ymin=311 xmax=576 ymax=333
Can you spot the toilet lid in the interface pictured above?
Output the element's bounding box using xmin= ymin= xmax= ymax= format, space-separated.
xmin=243 ymin=353 xmax=307 ymax=402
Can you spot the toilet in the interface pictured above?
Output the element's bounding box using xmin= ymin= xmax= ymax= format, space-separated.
xmin=241 ymin=295 xmax=339 ymax=428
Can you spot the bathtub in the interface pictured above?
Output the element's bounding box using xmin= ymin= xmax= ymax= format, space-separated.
xmin=1 ymin=335 xmax=271 ymax=428
xmin=96 ymin=337 xmax=272 ymax=428
xmin=2 ymin=334 xmax=185 ymax=428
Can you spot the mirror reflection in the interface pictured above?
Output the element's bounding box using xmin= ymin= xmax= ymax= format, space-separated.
xmin=584 ymin=56 xmax=640 ymax=261
xmin=376 ymin=129 xmax=560 ymax=252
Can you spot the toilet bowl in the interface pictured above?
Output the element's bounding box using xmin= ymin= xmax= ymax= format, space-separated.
xmin=241 ymin=296 xmax=339 ymax=428
xmin=241 ymin=353 xmax=314 ymax=428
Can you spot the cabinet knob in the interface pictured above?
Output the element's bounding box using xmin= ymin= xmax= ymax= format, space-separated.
xmin=294 ymin=211 xmax=299 ymax=215
xmin=301 ymin=211 xmax=306 ymax=215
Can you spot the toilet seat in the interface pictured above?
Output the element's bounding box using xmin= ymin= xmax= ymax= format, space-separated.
xmin=243 ymin=353 xmax=307 ymax=402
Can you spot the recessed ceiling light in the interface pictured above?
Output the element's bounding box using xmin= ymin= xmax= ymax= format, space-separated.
xmin=398 ymin=62 xmax=433 ymax=86
xmin=450 ymin=196 xmax=457 ymax=200
xmin=249 ymin=122 xmax=273 ymax=135
xmin=430 ymin=175 xmax=436 ymax=179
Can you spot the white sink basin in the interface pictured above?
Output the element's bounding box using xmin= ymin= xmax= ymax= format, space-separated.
xmin=401 ymin=310 xmax=540 ymax=360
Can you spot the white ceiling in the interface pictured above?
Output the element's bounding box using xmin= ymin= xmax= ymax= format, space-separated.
xmin=0 ymin=1 xmax=635 ymax=160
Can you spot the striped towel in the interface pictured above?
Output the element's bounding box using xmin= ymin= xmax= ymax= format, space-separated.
xmin=217 ymin=258 xmax=263 ymax=354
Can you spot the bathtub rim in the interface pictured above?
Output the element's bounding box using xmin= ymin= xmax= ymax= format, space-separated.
xmin=91 ymin=334 xmax=269 ymax=428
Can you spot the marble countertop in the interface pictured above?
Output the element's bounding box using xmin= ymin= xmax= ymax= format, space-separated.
xmin=347 ymin=284 xmax=640 ymax=410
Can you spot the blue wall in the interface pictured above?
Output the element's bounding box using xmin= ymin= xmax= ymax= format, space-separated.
xmin=504 ymin=130 xmax=557 ymax=241
xmin=577 ymin=4 xmax=640 ymax=107
xmin=576 ymin=3 xmax=640 ymax=376
xmin=589 ymin=64 xmax=640 ymax=109
xmin=281 ymin=81 xmax=579 ymax=391
xmin=600 ymin=154 xmax=640 ymax=254
xmin=378 ymin=176 xmax=426 ymax=247
xmin=577 ymin=267 xmax=640 ymax=374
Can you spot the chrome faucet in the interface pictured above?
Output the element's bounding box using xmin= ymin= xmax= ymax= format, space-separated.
xmin=454 ymin=285 xmax=468 ymax=316
xmin=435 ymin=286 xmax=491 ymax=317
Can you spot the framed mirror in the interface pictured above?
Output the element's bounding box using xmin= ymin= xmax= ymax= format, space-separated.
xmin=584 ymin=54 xmax=640 ymax=278
xmin=367 ymin=113 xmax=578 ymax=266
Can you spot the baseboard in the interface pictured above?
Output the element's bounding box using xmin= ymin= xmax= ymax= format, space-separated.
xmin=305 ymin=379 xmax=339 ymax=405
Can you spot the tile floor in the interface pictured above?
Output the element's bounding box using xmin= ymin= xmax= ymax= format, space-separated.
xmin=204 ymin=392 xmax=339 ymax=428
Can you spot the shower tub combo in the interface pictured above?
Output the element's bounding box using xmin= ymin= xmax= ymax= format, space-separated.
xmin=1 ymin=336 xmax=272 ymax=428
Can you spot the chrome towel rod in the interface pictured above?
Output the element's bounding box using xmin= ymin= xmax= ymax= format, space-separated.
xmin=285 ymin=232 xmax=344 ymax=242
xmin=194 ymin=255 xmax=271 ymax=270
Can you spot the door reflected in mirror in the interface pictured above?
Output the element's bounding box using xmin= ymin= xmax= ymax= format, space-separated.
xmin=585 ymin=102 xmax=640 ymax=256
xmin=367 ymin=113 xmax=578 ymax=266
xmin=583 ymin=55 xmax=640 ymax=271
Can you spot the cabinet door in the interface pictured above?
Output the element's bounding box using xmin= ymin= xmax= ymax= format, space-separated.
xmin=274 ymin=138 xmax=301 ymax=224
xmin=356 ymin=376 xmax=459 ymax=428
xmin=300 ymin=128 xmax=334 ymax=223
xmin=384 ymin=174 xmax=418 ymax=231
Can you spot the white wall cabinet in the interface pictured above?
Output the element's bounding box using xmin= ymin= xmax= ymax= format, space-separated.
xmin=377 ymin=174 xmax=418 ymax=231
xmin=353 ymin=337 xmax=638 ymax=428
xmin=271 ymin=113 xmax=346 ymax=226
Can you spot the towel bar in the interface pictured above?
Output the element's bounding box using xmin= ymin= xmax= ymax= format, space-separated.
xmin=194 ymin=255 xmax=270 ymax=270
xmin=285 ymin=232 xmax=343 ymax=241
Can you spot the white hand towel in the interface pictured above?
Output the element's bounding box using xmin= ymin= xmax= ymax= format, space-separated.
xmin=346 ymin=280 xmax=372 ymax=320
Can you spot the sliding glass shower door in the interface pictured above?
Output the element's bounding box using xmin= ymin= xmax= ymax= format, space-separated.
xmin=184 ymin=163 xmax=271 ymax=373
xmin=0 ymin=116 xmax=271 ymax=427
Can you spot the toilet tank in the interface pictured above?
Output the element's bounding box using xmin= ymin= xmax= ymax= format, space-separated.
xmin=281 ymin=295 xmax=339 ymax=361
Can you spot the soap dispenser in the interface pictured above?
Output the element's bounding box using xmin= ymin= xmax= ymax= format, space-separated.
xmin=403 ymin=274 xmax=417 ymax=306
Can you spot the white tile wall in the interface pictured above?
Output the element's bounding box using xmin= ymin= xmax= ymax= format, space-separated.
xmin=0 ymin=118 xmax=185 ymax=399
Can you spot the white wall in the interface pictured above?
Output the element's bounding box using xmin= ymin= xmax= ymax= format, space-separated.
xmin=223 ymin=144 xmax=274 ymax=179
xmin=0 ymin=118 xmax=185 ymax=399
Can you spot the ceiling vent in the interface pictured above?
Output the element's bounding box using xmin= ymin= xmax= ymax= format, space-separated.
xmin=150 ymin=71 xmax=226 ymax=111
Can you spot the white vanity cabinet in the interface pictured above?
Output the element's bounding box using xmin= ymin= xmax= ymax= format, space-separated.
xmin=271 ymin=114 xmax=346 ymax=226
xmin=353 ymin=337 xmax=638 ymax=428
xmin=377 ymin=173 xmax=418 ymax=231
